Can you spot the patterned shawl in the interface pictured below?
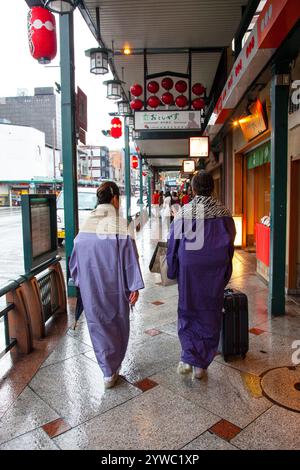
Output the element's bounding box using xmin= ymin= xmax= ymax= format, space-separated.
xmin=175 ymin=195 xmax=232 ymax=220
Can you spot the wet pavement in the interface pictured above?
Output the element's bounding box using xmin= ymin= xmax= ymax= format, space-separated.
xmin=0 ymin=216 xmax=300 ymax=449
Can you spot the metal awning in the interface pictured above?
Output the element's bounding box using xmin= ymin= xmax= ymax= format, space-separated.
xmin=77 ymin=0 xmax=249 ymax=169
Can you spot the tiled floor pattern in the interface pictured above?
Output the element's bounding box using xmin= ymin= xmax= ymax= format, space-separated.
xmin=1 ymin=219 xmax=300 ymax=450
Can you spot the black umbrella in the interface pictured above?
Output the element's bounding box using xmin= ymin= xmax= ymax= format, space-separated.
xmin=72 ymin=287 xmax=84 ymax=330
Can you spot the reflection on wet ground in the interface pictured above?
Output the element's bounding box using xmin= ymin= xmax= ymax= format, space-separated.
xmin=0 ymin=216 xmax=300 ymax=449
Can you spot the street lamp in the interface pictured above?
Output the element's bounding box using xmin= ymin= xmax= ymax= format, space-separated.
xmin=103 ymin=79 xmax=123 ymax=100
xmin=85 ymin=48 xmax=110 ymax=75
xmin=125 ymin=115 xmax=134 ymax=127
xmin=43 ymin=1 xmax=78 ymax=14
xmin=117 ymin=100 xmax=130 ymax=116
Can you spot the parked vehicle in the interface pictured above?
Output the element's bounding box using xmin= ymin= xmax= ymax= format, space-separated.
xmin=56 ymin=187 xmax=97 ymax=245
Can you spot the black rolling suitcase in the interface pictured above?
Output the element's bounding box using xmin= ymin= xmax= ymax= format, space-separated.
xmin=221 ymin=288 xmax=249 ymax=362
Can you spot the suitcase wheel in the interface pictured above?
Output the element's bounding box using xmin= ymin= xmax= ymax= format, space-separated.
xmin=223 ymin=355 xmax=229 ymax=363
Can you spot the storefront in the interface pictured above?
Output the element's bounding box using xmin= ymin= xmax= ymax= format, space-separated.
xmin=234 ymin=135 xmax=271 ymax=270
xmin=231 ymin=93 xmax=272 ymax=282
xmin=245 ymin=141 xmax=271 ymax=247
xmin=0 ymin=180 xmax=63 ymax=206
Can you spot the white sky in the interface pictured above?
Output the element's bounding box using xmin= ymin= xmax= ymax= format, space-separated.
xmin=0 ymin=0 xmax=124 ymax=149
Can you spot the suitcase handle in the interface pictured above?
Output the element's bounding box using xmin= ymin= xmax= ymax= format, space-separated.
xmin=224 ymin=288 xmax=234 ymax=295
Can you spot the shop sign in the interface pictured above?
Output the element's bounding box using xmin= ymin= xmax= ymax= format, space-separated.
xmin=239 ymin=100 xmax=268 ymax=141
xmin=208 ymin=0 xmax=299 ymax=127
xmin=247 ymin=141 xmax=271 ymax=169
xmin=76 ymin=87 xmax=88 ymax=132
xmin=78 ymin=127 xmax=86 ymax=145
xmin=182 ymin=160 xmax=196 ymax=173
xmin=134 ymin=110 xmax=202 ymax=130
xmin=189 ymin=136 xmax=209 ymax=157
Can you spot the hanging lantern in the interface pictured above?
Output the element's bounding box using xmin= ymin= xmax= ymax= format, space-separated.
xmin=192 ymin=98 xmax=205 ymax=110
xmin=175 ymin=95 xmax=188 ymax=108
xmin=147 ymin=95 xmax=160 ymax=109
xmin=103 ymin=80 xmax=122 ymax=100
xmin=147 ymin=80 xmax=159 ymax=94
xmin=85 ymin=48 xmax=109 ymax=75
xmin=161 ymin=77 xmax=174 ymax=90
xmin=132 ymin=156 xmax=139 ymax=169
xmin=110 ymin=117 xmax=122 ymax=138
xmin=117 ymin=100 xmax=130 ymax=115
xmin=130 ymin=99 xmax=143 ymax=111
xmin=43 ymin=1 xmax=78 ymax=14
xmin=192 ymin=83 xmax=205 ymax=96
xmin=130 ymin=83 xmax=143 ymax=97
xmin=142 ymin=171 xmax=147 ymax=177
xmin=175 ymin=80 xmax=187 ymax=93
xmin=126 ymin=115 xmax=134 ymax=127
xmin=28 ymin=7 xmax=57 ymax=64
xmin=161 ymin=92 xmax=174 ymax=106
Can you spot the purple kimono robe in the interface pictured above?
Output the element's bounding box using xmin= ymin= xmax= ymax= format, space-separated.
xmin=69 ymin=205 xmax=144 ymax=378
xmin=167 ymin=196 xmax=236 ymax=369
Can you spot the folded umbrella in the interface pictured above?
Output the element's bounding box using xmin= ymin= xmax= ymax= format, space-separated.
xmin=73 ymin=287 xmax=84 ymax=330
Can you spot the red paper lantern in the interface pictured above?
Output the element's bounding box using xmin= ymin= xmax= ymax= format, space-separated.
xmin=192 ymin=83 xmax=205 ymax=96
xmin=132 ymin=156 xmax=139 ymax=169
xmin=130 ymin=99 xmax=143 ymax=111
xmin=161 ymin=77 xmax=174 ymax=90
xmin=161 ymin=92 xmax=174 ymax=106
xmin=192 ymin=98 xmax=206 ymax=110
xmin=130 ymin=83 xmax=143 ymax=97
xmin=142 ymin=171 xmax=147 ymax=177
xmin=175 ymin=95 xmax=188 ymax=108
xmin=147 ymin=95 xmax=160 ymax=109
xmin=147 ymin=81 xmax=159 ymax=94
xmin=175 ymin=80 xmax=187 ymax=93
xmin=28 ymin=7 xmax=57 ymax=64
xmin=110 ymin=117 xmax=122 ymax=139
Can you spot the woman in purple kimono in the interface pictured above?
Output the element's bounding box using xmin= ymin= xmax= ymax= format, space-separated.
xmin=167 ymin=171 xmax=235 ymax=379
xmin=69 ymin=182 xmax=144 ymax=389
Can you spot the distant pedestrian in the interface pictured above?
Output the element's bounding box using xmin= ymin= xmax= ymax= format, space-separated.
xmin=181 ymin=190 xmax=190 ymax=205
xmin=171 ymin=191 xmax=181 ymax=221
xmin=152 ymin=190 xmax=160 ymax=217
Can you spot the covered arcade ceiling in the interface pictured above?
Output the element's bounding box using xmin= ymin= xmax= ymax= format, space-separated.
xmin=28 ymin=0 xmax=251 ymax=170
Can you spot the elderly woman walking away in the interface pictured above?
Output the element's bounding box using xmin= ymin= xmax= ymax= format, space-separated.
xmin=167 ymin=171 xmax=236 ymax=379
xmin=69 ymin=181 xmax=144 ymax=389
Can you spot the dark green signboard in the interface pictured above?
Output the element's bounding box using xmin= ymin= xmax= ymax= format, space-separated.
xmin=247 ymin=141 xmax=271 ymax=170
xmin=21 ymin=195 xmax=58 ymax=273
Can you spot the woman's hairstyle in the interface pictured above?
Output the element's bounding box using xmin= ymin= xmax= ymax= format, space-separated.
xmin=165 ymin=191 xmax=171 ymax=198
xmin=191 ymin=170 xmax=214 ymax=197
xmin=96 ymin=181 xmax=120 ymax=205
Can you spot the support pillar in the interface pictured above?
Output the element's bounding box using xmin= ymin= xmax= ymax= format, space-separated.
xmin=268 ymin=61 xmax=290 ymax=316
xmin=148 ymin=175 xmax=152 ymax=217
xmin=124 ymin=124 xmax=131 ymax=222
xmin=59 ymin=13 xmax=78 ymax=297
xmin=139 ymin=155 xmax=143 ymax=206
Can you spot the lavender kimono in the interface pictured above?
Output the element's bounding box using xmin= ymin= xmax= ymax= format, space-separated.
xmin=167 ymin=196 xmax=236 ymax=369
xmin=69 ymin=204 xmax=144 ymax=377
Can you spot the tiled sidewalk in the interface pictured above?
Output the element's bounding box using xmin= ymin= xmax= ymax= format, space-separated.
xmin=1 ymin=220 xmax=300 ymax=450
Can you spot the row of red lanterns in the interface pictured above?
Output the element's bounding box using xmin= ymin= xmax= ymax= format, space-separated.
xmin=130 ymin=95 xmax=205 ymax=110
xmin=131 ymin=80 xmax=205 ymax=96
xmin=130 ymin=80 xmax=206 ymax=111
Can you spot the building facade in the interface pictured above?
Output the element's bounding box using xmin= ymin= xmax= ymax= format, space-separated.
xmin=0 ymin=87 xmax=62 ymax=150
xmin=204 ymin=1 xmax=300 ymax=304
xmin=0 ymin=123 xmax=61 ymax=206
xmin=78 ymin=146 xmax=110 ymax=181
